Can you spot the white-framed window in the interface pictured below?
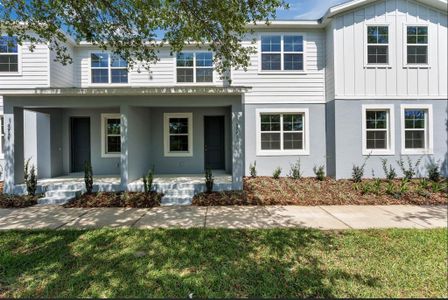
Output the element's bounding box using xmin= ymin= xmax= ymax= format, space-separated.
xmin=366 ymin=26 xmax=389 ymax=64
xmin=400 ymin=104 xmax=433 ymax=155
xmin=362 ymin=105 xmax=395 ymax=155
xmin=260 ymin=34 xmax=304 ymax=72
xmin=101 ymin=114 xmax=121 ymax=157
xmin=176 ymin=52 xmax=213 ymax=83
xmin=91 ymin=53 xmax=128 ymax=84
xmin=256 ymin=108 xmax=309 ymax=156
xmin=0 ymin=115 xmax=4 ymax=159
xmin=0 ymin=36 xmax=19 ymax=74
xmin=406 ymin=26 xmax=428 ymax=65
xmin=164 ymin=113 xmax=193 ymax=157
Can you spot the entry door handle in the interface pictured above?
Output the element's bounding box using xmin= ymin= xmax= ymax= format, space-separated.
xmin=204 ymin=144 xmax=208 ymax=151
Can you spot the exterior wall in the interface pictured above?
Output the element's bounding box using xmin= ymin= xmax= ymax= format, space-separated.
xmin=325 ymin=24 xmax=335 ymax=101
xmin=232 ymin=29 xmax=326 ymax=104
xmin=244 ymin=103 xmax=327 ymax=177
xmin=332 ymin=0 xmax=448 ymax=99
xmin=50 ymin=42 xmax=75 ymax=87
xmin=334 ymin=99 xmax=448 ymax=179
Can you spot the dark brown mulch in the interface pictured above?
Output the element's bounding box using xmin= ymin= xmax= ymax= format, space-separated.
xmin=192 ymin=177 xmax=448 ymax=206
xmin=0 ymin=194 xmax=38 ymax=208
xmin=63 ymin=192 xmax=162 ymax=208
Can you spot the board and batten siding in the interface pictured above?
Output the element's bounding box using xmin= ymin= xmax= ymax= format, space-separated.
xmin=231 ymin=30 xmax=326 ymax=104
xmin=74 ymin=47 xmax=224 ymax=88
xmin=332 ymin=0 xmax=448 ymax=99
xmin=0 ymin=42 xmax=49 ymax=89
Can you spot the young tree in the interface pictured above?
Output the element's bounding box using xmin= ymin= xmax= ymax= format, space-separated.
xmin=0 ymin=0 xmax=288 ymax=75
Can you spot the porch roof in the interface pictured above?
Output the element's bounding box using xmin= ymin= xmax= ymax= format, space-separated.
xmin=0 ymin=86 xmax=251 ymax=96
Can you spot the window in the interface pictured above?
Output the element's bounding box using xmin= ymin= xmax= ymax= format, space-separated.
xmin=164 ymin=113 xmax=193 ymax=157
xmin=0 ymin=36 xmax=19 ymax=73
xmin=101 ymin=114 xmax=121 ymax=157
xmin=401 ymin=105 xmax=433 ymax=154
xmin=91 ymin=53 xmax=128 ymax=84
xmin=367 ymin=26 xmax=389 ymax=64
xmin=362 ymin=105 xmax=395 ymax=155
xmin=176 ymin=52 xmax=213 ymax=83
xmin=0 ymin=115 xmax=4 ymax=159
xmin=406 ymin=26 xmax=428 ymax=64
xmin=261 ymin=34 xmax=304 ymax=71
xmin=256 ymin=109 xmax=309 ymax=155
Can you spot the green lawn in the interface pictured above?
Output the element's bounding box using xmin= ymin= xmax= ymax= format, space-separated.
xmin=0 ymin=228 xmax=446 ymax=298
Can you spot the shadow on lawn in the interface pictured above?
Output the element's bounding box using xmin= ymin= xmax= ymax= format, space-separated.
xmin=0 ymin=229 xmax=381 ymax=297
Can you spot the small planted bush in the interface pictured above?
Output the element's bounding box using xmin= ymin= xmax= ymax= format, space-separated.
xmin=205 ymin=168 xmax=214 ymax=193
xmin=381 ymin=158 xmax=396 ymax=181
xmin=24 ymin=158 xmax=37 ymax=196
xmin=289 ymin=159 xmax=302 ymax=179
xmin=426 ymin=160 xmax=441 ymax=182
xmin=143 ymin=166 xmax=155 ymax=194
xmin=84 ymin=160 xmax=93 ymax=194
xmin=272 ymin=167 xmax=282 ymax=179
xmin=352 ymin=154 xmax=370 ymax=183
xmin=313 ymin=165 xmax=325 ymax=181
xmin=397 ymin=156 xmax=422 ymax=180
xmin=249 ymin=161 xmax=257 ymax=178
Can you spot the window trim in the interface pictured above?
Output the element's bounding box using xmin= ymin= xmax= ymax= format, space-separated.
xmin=164 ymin=112 xmax=193 ymax=157
xmin=0 ymin=36 xmax=22 ymax=76
xmin=258 ymin=33 xmax=307 ymax=74
xmin=403 ymin=24 xmax=430 ymax=68
xmin=101 ymin=113 xmax=121 ymax=158
xmin=365 ymin=24 xmax=390 ymax=67
xmin=400 ymin=104 xmax=433 ymax=155
xmin=174 ymin=51 xmax=215 ymax=84
xmin=0 ymin=115 xmax=4 ymax=159
xmin=89 ymin=51 xmax=129 ymax=85
xmin=361 ymin=104 xmax=395 ymax=156
xmin=256 ymin=108 xmax=310 ymax=156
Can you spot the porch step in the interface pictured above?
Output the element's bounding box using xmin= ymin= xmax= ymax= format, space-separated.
xmin=161 ymin=195 xmax=193 ymax=206
xmin=45 ymin=190 xmax=82 ymax=198
xmin=162 ymin=188 xmax=195 ymax=197
xmin=38 ymin=189 xmax=82 ymax=205
xmin=37 ymin=196 xmax=74 ymax=205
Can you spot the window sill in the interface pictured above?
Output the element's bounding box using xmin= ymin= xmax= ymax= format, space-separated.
xmin=403 ymin=64 xmax=430 ymax=69
xmin=0 ymin=72 xmax=22 ymax=76
xmin=256 ymin=150 xmax=310 ymax=156
xmin=401 ymin=149 xmax=433 ymax=155
xmin=364 ymin=65 xmax=392 ymax=69
xmin=257 ymin=71 xmax=307 ymax=75
xmin=89 ymin=83 xmax=130 ymax=87
xmin=362 ymin=150 xmax=395 ymax=156
xmin=101 ymin=153 xmax=120 ymax=158
xmin=164 ymin=152 xmax=193 ymax=157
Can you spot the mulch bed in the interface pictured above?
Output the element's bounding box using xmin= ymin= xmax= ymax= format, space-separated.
xmin=0 ymin=194 xmax=38 ymax=208
xmin=63 ymin=192 xmax=163 ymax=208
xmin=192 ymin=177 xmax=448 ymax=206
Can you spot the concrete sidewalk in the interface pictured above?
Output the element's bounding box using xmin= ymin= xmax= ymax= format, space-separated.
xmin=0 ymin=205 xmax=446 ymax=230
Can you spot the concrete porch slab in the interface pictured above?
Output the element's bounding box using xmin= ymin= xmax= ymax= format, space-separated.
xmin=62 ymin=208 xmax=148 ymax=229
xmin=377 ymin=205 xmax=448 ymax=228
xmin=134 ymin=206 xmax=207 ymax=228
xmin=0 ymin=206 xmax=87 ymax=230
xmin=205 ymin=206 xmax=279 ymax=229
xmin=264 ymin=206 xmax=350 ymax=230
xmin=320 ymin=205 xmax=426 ymax=229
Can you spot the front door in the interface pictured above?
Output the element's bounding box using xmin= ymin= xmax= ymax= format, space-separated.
xmin=71 ymin=117 xmax=91 ymax=172
xmin=204 ymin=116 xmax=225 ymax=170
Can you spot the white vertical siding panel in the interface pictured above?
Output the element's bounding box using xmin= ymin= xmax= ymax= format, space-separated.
xmin=343 ymin=13 xmax=355 ymax=95
xmin=437 ymin=13 xmax=448 ymax=96
xmin=354 ymin=13 xmax=366 ymax=95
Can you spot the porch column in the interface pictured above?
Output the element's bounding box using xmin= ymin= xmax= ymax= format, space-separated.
xmin=231 ymin=102 xmax=244 ymax=190
xmin=4 ymin=105 xmax=25 ymax=194
xmin=120 ymin=104 xmax=129 ymax=190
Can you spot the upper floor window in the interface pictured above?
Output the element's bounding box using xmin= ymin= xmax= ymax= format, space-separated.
xmin=406 ymin=26 xmax=428 ymax=64
xmin=261 ymin=35 xmax=304 ymax=71
xmin=91 ymin=53 xmax=128 ymax=84
xmin=0 ymin=36 xmax=18 ymax=73
xmin=176 ymin=52 xmax=213 ymax=83
xmin=367 ymin=26 xmax=388 ymax=64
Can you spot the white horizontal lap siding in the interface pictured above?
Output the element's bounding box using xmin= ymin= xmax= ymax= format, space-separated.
xmin=333 ymin=0 xmax=448 ymax=98
xmin=232 ymin=30 xmax=326 ymax=104
xmin=50 ymin=41 xmax=75 ymax=87
xmin=0 ymin=42 xmax=49 ymax=89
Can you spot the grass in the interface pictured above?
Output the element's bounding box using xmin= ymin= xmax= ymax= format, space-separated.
xmin=0 ymin=228 xmax=446 ymax=298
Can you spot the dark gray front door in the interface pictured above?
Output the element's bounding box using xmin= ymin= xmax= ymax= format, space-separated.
xmin=71 ymin=117 xmax=91 ymax=172
xmin=204 ymin=116 xmax=225 ymax=170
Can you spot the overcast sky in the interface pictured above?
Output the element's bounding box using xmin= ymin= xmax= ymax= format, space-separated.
xmin=276 ymin=0 xmax=349 ymax=20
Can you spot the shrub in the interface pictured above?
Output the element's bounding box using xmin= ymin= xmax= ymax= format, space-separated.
xmin=272 ymin=167 xmax=282 ymax=179
xmin=84 ymin=160 xmax=93 ymax=194
xmin=249 ymin=161 xmax=257 ymax=178
xmin=24 ymin=158 xmax=37 ymax=196
xmin=313 ymin=165 xmax=325 ymax=181
xmin=289 ymin=159 xmax=302 ymax=179
xmin=360 ymin=182 xmax=372 ymax=195
xmin=205 ymin=168 xmax=214 ymax=193
xmin=143 ymin=167 xmax=155 ymax=194
xmin=352 ymin=154 xmax=371 ymax=183
xmin=426 ymin=160 xmax=441 ymax=182
xmin=385 ymin=181 xmax=397 ymax=197
xmin=397 ymin=156 xmax=422 ymax=180
xmin=372 ymin=178 xmax=382 ymax=195
xmin=399 ymin=178 xmax=410 ymax=195
xmin=419 ymin=178 xmax=430 ymax=190
xmin=381 ymin=158 xmax=396 ymax=181
xmin=431 ymin=181 xmax=444 ymax=193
